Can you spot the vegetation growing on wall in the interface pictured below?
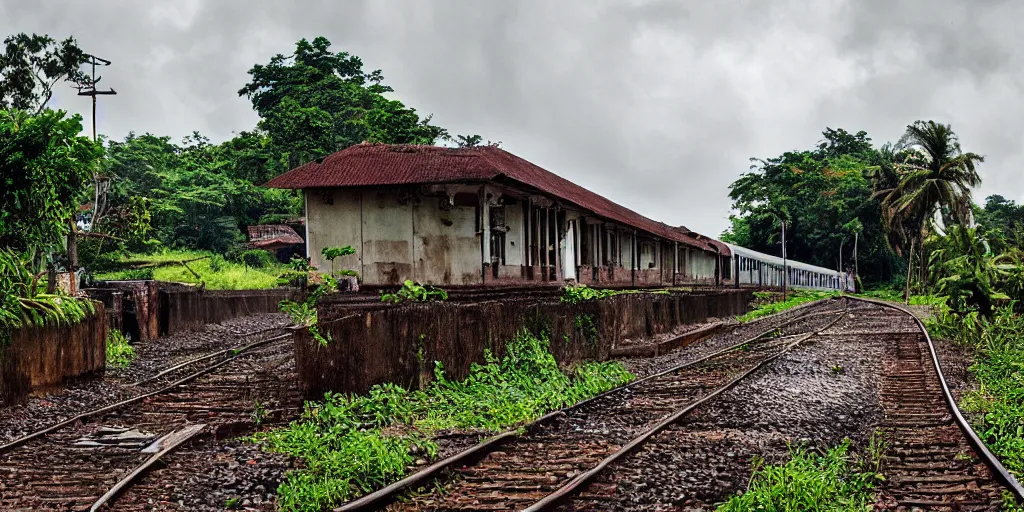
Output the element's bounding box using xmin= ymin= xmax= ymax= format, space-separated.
xmin=255 ymin=331 xmax=634 ymax=511
xmin=0 ymin=249 xmax=95 ymax=342
xmin=380 ymin=280 xmax=448 ymax=303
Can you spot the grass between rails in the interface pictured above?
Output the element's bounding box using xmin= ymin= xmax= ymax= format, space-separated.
xmin=717 ymin=437 xmax=885 ymax=512
xmin=95 ymin=249 xmax=285 ymax=290
xmin=253 ymin=331 xmax=635 ymax=511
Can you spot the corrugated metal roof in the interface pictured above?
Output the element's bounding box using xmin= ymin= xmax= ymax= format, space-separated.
xmin=246 ymin=224 xmax=304 ymax=248
xmin=264 ymin=143 xmax=714 ymax=250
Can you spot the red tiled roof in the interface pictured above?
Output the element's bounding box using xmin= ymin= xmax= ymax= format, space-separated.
xmin=264 ymin=144 xmax=714 ymax=251
xmin=247 ymin=224 xmax=304 ymax=248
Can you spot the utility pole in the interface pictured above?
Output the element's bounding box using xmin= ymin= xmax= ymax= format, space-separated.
xmin=853 ymin=231 xmax=859 ymax=291
xmin=70 ymin=54 xmax=116 ymax=276
xmin=781 ymin=219 xmax=787 ymax=301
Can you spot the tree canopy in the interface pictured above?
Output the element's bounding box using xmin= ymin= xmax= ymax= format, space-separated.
xmin=0 ymin=33 xmax=91 ymax=113
xmin=239 ymin=36 xmax=447 ymax=168
xmin=0 ymin=109 xmax=102 ymax=254
xmin=722 ymin=128 xmax=901 ymax=285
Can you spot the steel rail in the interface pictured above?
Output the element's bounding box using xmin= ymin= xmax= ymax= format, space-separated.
xmin=522 ymin=301 xmax=848 ymax=511
xmin=0 ymin=332 xmax=291 ymax=454
xmin=131 ymin=326 xmax=288 ymax=386
xmin=334 ymin=298 xmax=846 ymax=512
xmin=845 ymin=295 xmax=1024 ymax=503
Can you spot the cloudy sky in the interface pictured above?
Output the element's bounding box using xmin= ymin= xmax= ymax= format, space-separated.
xmin=3 ymin=0 xmax=1021 ymax=237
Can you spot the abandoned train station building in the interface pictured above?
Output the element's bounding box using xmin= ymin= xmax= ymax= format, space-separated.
xmin=265 ymin=143 xmax=729 ymax=288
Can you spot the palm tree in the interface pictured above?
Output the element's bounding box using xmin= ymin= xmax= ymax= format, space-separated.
xmin=877 ymin=121 xmax=984 ymax=300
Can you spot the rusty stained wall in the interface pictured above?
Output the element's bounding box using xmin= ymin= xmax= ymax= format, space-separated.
xmin=160 ymin=287 xmax=299 ymax=335
xmin=296 ymin=289 xmax=753 ymax=396
xmin=1 ymin=304 xmax=106 ymax=403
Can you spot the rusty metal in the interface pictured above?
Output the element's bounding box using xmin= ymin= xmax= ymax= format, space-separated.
xmin=0 ymin=327 xmax=298 ymax=510
xmin=88 ymin=424 xmax=206 ymax=511
xmin=522 ymin=305 xmax=847 ymax=512
xmin=847 ymin=296 xmax=1024 ymax=505
xmin=0 ymin=331 xmax=289 ymax=454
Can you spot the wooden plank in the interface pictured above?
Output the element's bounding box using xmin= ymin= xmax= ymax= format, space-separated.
xmin=90 ymin=424 xmax=206 ymax=511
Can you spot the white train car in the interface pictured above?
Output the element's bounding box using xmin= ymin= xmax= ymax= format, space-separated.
xmin=723 ymin=243 xmax=853 ymax=292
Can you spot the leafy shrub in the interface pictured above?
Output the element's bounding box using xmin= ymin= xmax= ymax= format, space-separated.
xmin=257 ymin=331 xmax=634 ymax=510
xmin=717 ymin=438 xmax=884 ymax=512
xmin=239 ymin=249 xmax=276 ymax=269
xmin=380 ymin=280 xmax=448 ymax=303
xmin=0 ymin=249 xmax=96 ymax=338
xmin=560 ymin=284 xmax=618 ymax=304
xmin=279 ymin=274 xmax=338 ymax=346
xmin=106 ymin=330 xmax=136 ymax=369
xmin=321 ymin=245 xmax=357 ymax=276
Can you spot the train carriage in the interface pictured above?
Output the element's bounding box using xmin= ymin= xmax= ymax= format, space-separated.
xmin=723 ymin=243 xmax=853 ymax=292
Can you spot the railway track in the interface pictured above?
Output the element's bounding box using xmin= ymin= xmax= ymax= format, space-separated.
xmin=856 ymin=298 xmax=1024 ymax=511
xmin=338 ymin=297 xmax=1024 ymax=512
xmin=335 ymin=299 xmax=850 ymax=511
xmin=0 ymin=326 xmax=299 ymax=511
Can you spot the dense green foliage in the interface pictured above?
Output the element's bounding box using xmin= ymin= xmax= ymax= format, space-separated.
xmin=105 ymin=330 xmax=135 ymax=369
xmin=0 ymin=33 xmax=90 ymax=113
xmin=0 ymin=109 xmax=103 ymax=254
xmin=561 ymin=283 xmax=619 ymax=304
xmin=717 ymin=439 xmax=884 ymax=511
xmin=928 ymin=306 xmax=1024 ymax=479
xmin=0 ymin=249 xmax=96 ymax=343
xmin=256 ymin=331 xmax=634 ymax=511
xmin=723 ymin=128 xmax=901 ymax=286
xmin=238 ymin=36 xmax=447 ymax=168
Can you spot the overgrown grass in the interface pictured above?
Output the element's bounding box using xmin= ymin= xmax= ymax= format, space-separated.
xmin=854 ymin=288 xmax=946 ymax=307
xmin=105 ymin=330 xmax=136 ymax=369
xmin=255 ymin=331 xmax=635 ymax=511
xmin=717 ymin=438 xmax=885 ymax=512
xmin=95 ymin=249 xmax=285 ymax=290
xmin=737 ymin=290 xmax=837 ymax=322
xmin=928 ymin=306 xmax=1024 ymax=481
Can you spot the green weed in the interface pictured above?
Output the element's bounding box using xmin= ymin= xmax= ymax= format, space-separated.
xmin=380 ymin=280 xmax=448 ymax=303
xmin=737 ymin=290 xmax=836 ymax=322
xmin=927 ymin=304 xmax=1024 ymax=487
xmin=560 ymin=283 xmax=618 ymax=304
xmin=105 ymin=330 xmax=136 ymax=369
xmin=255 ymin=331 xmax=634 ymax=511
xmin=716 ymin=438 xmax=884 ymax=512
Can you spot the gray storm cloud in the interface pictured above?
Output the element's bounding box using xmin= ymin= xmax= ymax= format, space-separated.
xmin=2 ymin=0 xmax=1021 ymax=236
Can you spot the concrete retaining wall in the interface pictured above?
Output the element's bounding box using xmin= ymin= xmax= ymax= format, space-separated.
xmin=1 ymin=304 xmax=106 ymax=403
xmin=296 ymin=289 xmax=753 ymax=397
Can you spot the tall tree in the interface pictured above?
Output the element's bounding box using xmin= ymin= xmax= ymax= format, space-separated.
xmin=239 ymin=36 xmax=447 ymax=168
xmin=877 ymin=120 xmax=984 ymax=297
xmin=723 ymin=128 xmax=901 ymax=285
xmin=0 ymin=33 xmax=91 ymax=113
